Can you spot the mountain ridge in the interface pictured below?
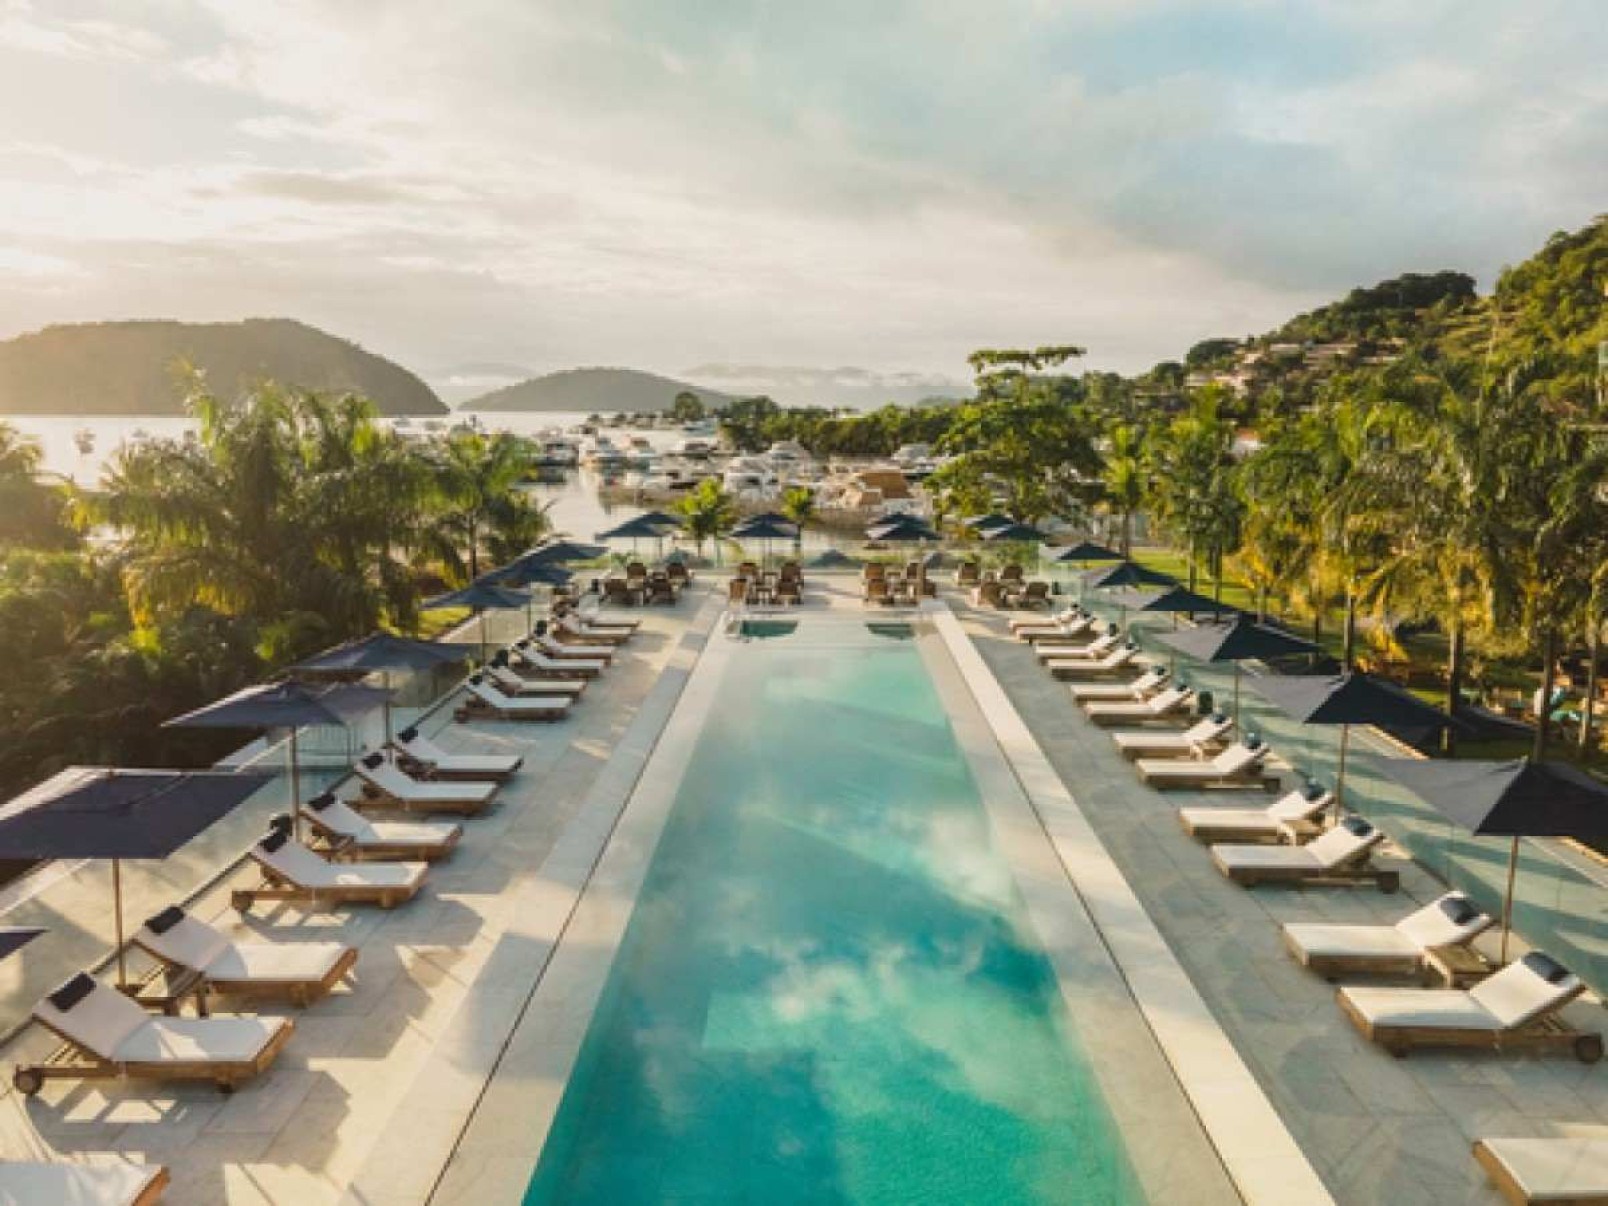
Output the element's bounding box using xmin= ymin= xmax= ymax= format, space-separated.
xmin=0 ymin=318 xmax=446 ymax=416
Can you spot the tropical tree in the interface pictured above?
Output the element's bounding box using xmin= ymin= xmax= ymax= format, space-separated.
xmin=0 ymin=422 xmax=74 ymax=549
xmin=1101 ymin=423 xmax=1145 ymax=556
xmin=676 ymin=478 xmax=737 ymax=563
xmin=421 ymin=431 xmax=550 ymax=584
xmin=1144 ymin=394 xmax=1241 ymax=596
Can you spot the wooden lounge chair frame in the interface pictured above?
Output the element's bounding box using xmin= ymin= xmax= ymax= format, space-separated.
xmin=14 ymin=1014 xmax=294 ymax=1097
xmin=1338 ymin=990 xmax=1602 ymax=1062
xmin=1212 ymin=843 xmax=1399 ymax=891
xmin=231 ymin=837 xmax=426 ymax=911
xmin=133 ymin=935 xmax=358 ymax=1008
xmin=1473 ymin=1137 xmax=1608 ymax=1206
xmin=306 ymin=809 xmax=462 ymax=863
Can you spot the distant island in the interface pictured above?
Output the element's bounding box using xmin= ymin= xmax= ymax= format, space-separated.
xmin=461 ymin=366 xmax=737 ymax=413
xmin=0 ymin=318 xmax=446 ymax=416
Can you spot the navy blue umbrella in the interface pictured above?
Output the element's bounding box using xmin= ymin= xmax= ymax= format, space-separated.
xmin=867 ymin=516 xmax=940 ymax=542
xmin=964 ymin=513 xmax=1015 ymax=532
xmin=1109 ymin=586 xmax=1240 ymax=618
xmin=808 ymin=548 xmax=859 ymax=569
xmin=527 ymin=540 xmax=608 ymax=563
xmin=1380 ymin=757 xmax=1608 ymax=958
xmin=732 ymin=516 xmax=799 ymax=568
xmin=1047 ymin=541 xmax=1123 ymax=564
xmin=424 ymin=580 xmax=536 ymax=661
xmin=633 ymin=510 xmax=684 ymax=532
xmin=0 ymin=767 xmax=272 ymax=984
xmin=292 ymin=633 xmax=474 ymax=748
xmin=733 ymin=512 xmax=794 ymax=532
xmin=1083 ymin=560 xmax=1177 ymax=590
xmin=0 ymin=927 xmax=44 ymax=961
xmin=1156 ymin=615 xmax=1317 ymax=728
xmin=1250 ymin=673 xmax=1459 ymax=818
xmin=484 ymin=552 xmax=581 ymax=590
xmin=167 ymin=681 xmax=389 ymax=841
xmin=982 ymin=522 xmax=1046 ymax=543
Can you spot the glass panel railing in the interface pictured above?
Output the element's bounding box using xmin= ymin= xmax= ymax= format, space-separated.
xmin=1078 ymin=588 xmax=1608 ymax=997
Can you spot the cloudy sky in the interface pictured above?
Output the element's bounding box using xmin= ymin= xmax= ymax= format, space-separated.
xmin=1 ymin=0 xmax=1603 ymax=385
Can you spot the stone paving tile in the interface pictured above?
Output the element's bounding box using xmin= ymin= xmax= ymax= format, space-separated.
xmin=958 ymin=600 xmax=1607 ymax=1206
xmin=0 ymin=587 xmax=709 ymax=1204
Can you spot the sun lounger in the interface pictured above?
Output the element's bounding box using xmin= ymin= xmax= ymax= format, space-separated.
xmin=535 ymin=633 xmax=614 ymax=661
xmin=1474 ymin=1135 xmax=1608 ymax=1205
xmin=14 ymin=973 xmax=294 ymax=1096
xmin=354 ymin=752 xmax=500 ymax=812
xmin=557 ymin=614 xmax=630 ymax=645
xmin=305 ymin=792 xmax=462 ymax=861
xmin=459 ymin=676 xmax=574 ymax=724
xmin=133 ymin=904 xmax=357 ymax=1005
xmin=511 ymin=642 xmax=605 ymax=678
xmin=1085 ymin=686 xmax=1199 ymax=727
xmin=1022 ymin=619 xmax=1105 ymax=646
xmin=1035 ymin=630 xmax=1120 ymax=663
xmin=393 ymin=726 xmax=522 ymax=780
xmin=1282 ymin=892 xmax=1493 ymax=980
xmin=1069 ymin=667 xmax=1169 ymax=702
xmin=568 ymin=607 xmax=641 ymax=633
xmin=484 ymin=664 xmax=586 ymax=699
xmin=0 ymin=1161 xmax=168 ymax=1205
xmin=1338 ymin=952 xmax=1602 ymax=1061
xmin=233 ymin=828 xmax=427 ymax=911
xmin=1110 ymin=711 xmax=1230 ymax=757
xmin=1046 ymin=645 xmax=1138 ymax=679
xmin=1212 ymin=815 xmax=1397 ymax=890
xmin=1136 ymin=738 xmax=1275 ymax=789
xmin=1178 ymin=784 xmax=1334 ymax=842
xmin=1009 ymin=606 xmax=1085 ymax=634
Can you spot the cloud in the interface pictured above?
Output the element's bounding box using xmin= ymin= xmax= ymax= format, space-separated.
xmin=0 ymin=0 xmax=1602 ymax=379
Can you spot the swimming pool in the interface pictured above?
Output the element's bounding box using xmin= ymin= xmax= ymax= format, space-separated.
xmin=525 ymin=619 xmax=1142 ymax=1203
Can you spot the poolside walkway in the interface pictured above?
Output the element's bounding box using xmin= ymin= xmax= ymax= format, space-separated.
xmin=955 ymin=597 xmax=1608 ymax=1206
xmin=0 ymin=586 xmax=715 ymax=1205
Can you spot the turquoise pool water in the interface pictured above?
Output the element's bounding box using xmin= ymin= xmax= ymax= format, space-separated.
xmin=527 ymin=622 xmax=1142 ymax=1204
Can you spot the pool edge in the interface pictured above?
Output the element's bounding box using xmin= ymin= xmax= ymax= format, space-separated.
xmin=926 ymin=600 xmax=1333 ymax=1206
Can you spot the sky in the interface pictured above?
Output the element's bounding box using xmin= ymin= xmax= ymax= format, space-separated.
xmin=0 ymin=0 xmax=1604 ymax=388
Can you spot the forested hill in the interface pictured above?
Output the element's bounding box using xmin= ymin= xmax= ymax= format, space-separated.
xmin=462 ymin=367 xmax=736 ymax=413
xmin=0 ymin=318 xmax=446 ymax=415
xmin=1160 ymin=215 xmax=1608 ymax=415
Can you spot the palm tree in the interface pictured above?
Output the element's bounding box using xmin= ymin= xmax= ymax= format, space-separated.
xmin=780 ymin=486 xmax=815 ymax=555
xmin=422 ymin=432 xmax=550 ymax=584
xmin=1348 ymin=357 xmax=1537 ymax=744
xmin=0 ymin=421 xmax=72 ymax=549
xmin=1102 ymin=424 xmax=1144 ymax=556
xmin=676 ymin=478 xmax=737 ymax=563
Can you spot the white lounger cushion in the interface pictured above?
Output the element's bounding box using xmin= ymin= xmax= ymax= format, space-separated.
xmin=487 ymin=666 xmax=583 ymax=697
xmin=535 ymin=635 xmax=613 ymax=658
xmin=1109 ymin=714 xmax=1226 ymax=753
xmin=1214 ymin=822 xmax=1378 ymax=872
xmin=256 ymin=836 xmax=426 ymax=891
xmin=1037 ymin=633 xmax=1118 ymax=662
xmin=1179 ymin=789 xmax=1333 ymax=835
xmin=1477 ymin=1137 xmax=1608 ymax=1201
xmin=359 ymin=759 xmax=499 ymax=802
xmin=562 ymin=615 xmax=631 ymax=637
xmin=397 ymin=732 xmax=521 ymax=775
xmin=1047 ymin=648 xmax=1136 ymax=675
xmin=313 ymin=796 xmax=458 ymax=847
xmin=138 ymin=909 xmax=350 ymax=985
xmin=203 ymin=943 xmax=349 ymax=984
xmin=1138 ymin=741 xmax=1264 ymax=781
xmin=0 ymin=1160 xmax=164 ymax=1206
xmin=1070 ymin=669 xmax=1166 ymax=701
xmin=35 ymin=979 xmax=282 ymax=1064
xmin=514 ymin=648 xmax=607 ymax=674
xmin=1010 ymin=606 xmax=1079 ymax=631
xmin=1341 ymin=955 xmax=1581 ymax=1033
xmin=465 ymin=680 xmax=573 ymax=717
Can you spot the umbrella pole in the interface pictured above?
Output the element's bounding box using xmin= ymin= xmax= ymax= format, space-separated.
xmin=1335 ymin=723 xmax=1351 ymax=823
xmin=1232 ymin=664 xmax=1242 ymax=733
xmin=289 ymin=728 xmax=303 ymax=842
xmin=1500 ymin=835 xmax=1520 ymax=963
xmin=383 ymin=671 xmax=394 ymax=759
xmin=479 ymin=612 xmax=489 ymax=664
xmin=112 ymin=858 xmax=126 ymax=989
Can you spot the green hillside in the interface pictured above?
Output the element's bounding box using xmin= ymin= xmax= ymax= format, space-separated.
xmin=0 ymin=318 xmax=445 ymax=416
xmin=462 ymin=366 xmax=736 ymax=413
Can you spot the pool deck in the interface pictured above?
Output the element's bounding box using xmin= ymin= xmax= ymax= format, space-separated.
xmin=953 ymin=595 xmax=1608 ymax=1206
xmin=0 ymin=585 xmax=720 ymax=1205
xmin=0 ymin=574 xmax=1601 ymax=1204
